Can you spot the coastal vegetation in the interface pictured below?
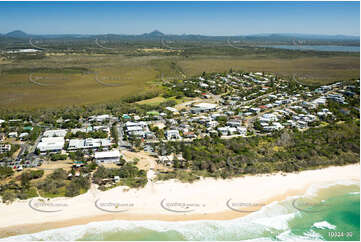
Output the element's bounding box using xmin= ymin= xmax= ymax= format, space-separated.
xmin=155 ymin=120 xmax=359 ymax=182
xmin=93 ymin=163 xmax=147 ymax=190
xmin=0 ymin=160 xmax=148 ymax=202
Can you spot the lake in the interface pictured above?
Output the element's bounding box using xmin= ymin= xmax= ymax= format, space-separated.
xmin=260 ymin=45 xmax=360 ymax=52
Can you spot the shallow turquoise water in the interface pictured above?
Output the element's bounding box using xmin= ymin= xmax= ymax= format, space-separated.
xmin=287 ymin=184 xmax=360 ymax=241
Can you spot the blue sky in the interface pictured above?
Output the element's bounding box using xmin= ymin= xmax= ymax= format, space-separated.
xmin=0 ymin=1 xmax=359 ymax=36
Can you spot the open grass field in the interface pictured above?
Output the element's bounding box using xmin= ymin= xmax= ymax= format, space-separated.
xmin=136 ymin=96 xmax=193 ymax=105
xmin=136 ymin=96 xmax=167 ymax=105
xmin=0 ymin=51 xmax=359 ymax=110
xmin=0 ymin=54 xmax=181 ymax=109
xmin=177 ymin=55 xmax=360 ymax=85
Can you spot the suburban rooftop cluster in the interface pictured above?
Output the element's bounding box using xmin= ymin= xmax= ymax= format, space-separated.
xmin=0 ymin=71 xmax=359 ymax=172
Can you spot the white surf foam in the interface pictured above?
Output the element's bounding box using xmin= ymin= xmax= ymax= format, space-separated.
xmin=277 ymin=229 xmax=324 ymax=241
xmin=313 ymin=221 xmax=336 ymax=230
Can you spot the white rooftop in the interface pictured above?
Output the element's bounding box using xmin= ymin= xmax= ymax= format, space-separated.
xmin=43 ymin=129 xmax=67 ymax=138
xmin=193 ymin=103 xmax=217 ymax=109
xmin=37 ymin=137 xmax=65 ymax=152
xmin=68 ymin=138 xmax=111 ymax=150
xmin=95 ymin=150 xmax=120 ymax=159
xmin=166 ymin=107 xmax=178 ymax=113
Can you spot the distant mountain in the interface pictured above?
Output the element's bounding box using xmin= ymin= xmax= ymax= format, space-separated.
xmin=0 ymin=30 xmax=359 ymax=45
xmin=143 ymin=30 xmax=165 ymax=37
xmin=5 ymin=30 xmax=29 ymax=38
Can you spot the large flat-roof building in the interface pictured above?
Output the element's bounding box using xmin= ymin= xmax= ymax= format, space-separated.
xmin=89 ymin=114 xmax=110 ymax=122
xmin=94 ymin=150 xmax=121 ymax=163
xmin=37 ymin=137 xmax=65 ymax=152
xmin=68 ymin=138 xmax=111 ymax=150
xmin=190 ymin=103 xmax=217 ymax=114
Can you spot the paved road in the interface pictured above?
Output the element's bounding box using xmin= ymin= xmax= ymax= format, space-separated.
xmin=16 ymin=144 xmax=27 ymax=160
xmin=241 ymin=91 xmax=276 ymax=105
xmin=117 ymin=124 xmax=131 ymax=149
xmin=29 ymin=38 xmax=46 ymax=50
xmin=29 ymin=133 xmax=42 ymax=154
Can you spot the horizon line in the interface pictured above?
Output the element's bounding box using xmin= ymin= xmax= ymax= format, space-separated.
xmin=3 ymin=30 xmax=360 ymax=37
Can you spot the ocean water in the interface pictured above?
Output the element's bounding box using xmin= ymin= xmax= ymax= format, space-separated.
xmin=260 ymin=45 xmax=360 ymax=52
xmin=2 ymin=180 xmax=359 ymax=241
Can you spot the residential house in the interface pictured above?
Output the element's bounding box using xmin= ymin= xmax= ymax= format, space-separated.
xmin=8 ymin=132 xmax=18 ymax=138
xmin=165 ymin=130 xmax=181 ymax=140
xmin=0 ymin=144 xmax=11 ymax=153
xmin=94 ymin=150 xmax=121 ymax=164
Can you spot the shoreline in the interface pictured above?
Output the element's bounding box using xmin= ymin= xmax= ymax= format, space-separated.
xmin=0 ymin=186 xmax=309 ymax=239
xmin=0 ymin=164 xmax=359 ymax=238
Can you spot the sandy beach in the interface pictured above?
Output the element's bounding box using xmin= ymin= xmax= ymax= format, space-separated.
xmin=0 ymin=164 xmax=359 ymax=238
